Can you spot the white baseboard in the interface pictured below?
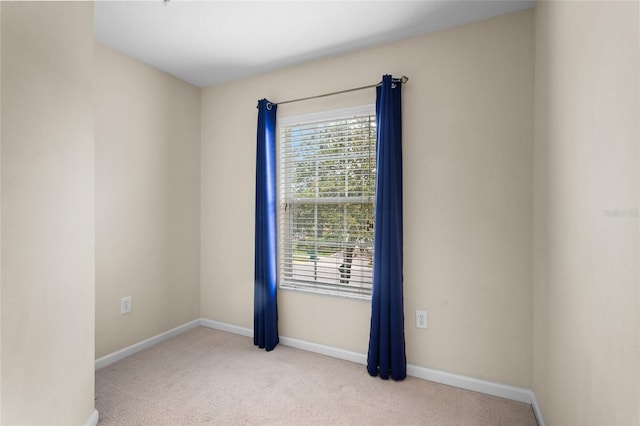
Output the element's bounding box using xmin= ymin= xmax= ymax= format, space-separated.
xmin=199 ymin=319 xmax=367 ymax=365
xmin=95 ymin=319 xmax=201 ymax=370
xmin=278 ymin=335 xmax=368 ymax=365
xmin=96 ymin=317 xmax=545 ymax=426
xmin=85 ymin=409 xmax=99 ymax=426
xmin=406 ymin=364 xmax=532 ymax=403
xmin=406 ymin=366 xmax=544 ymax=426
xmin=530 ymin=390 xmax=546 ymax=426
xmin=199 ymin=318 xmax=253 ymax=337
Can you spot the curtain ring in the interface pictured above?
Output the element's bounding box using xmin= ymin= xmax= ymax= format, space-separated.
xmin=266 ymin=102 xmax=273 ymax=110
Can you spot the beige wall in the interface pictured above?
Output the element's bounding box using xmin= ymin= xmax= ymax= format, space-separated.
xmin=8 ymin=2 xmax=637 ymax=422
xmin=201 ymin=10 xmax=534 ymax=388
xmin=0 ymin=2 xmax=95 ymax=424
xmin=0 ymin=3 xmax=3 ymax=421
xmin=95 ymin=43 xmax=201 ymax=358
xmin=533 ymin=1 xmax=640 ymax=424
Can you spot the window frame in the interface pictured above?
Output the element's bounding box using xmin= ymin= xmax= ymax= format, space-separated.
xmin=277 ymin=104 xmax=377 ymax=301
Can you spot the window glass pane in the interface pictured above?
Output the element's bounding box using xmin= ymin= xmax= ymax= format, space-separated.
xmin=279 ymin=108 xmax=375 ymax=299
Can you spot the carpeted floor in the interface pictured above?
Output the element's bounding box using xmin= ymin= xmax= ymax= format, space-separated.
xmin=96 ymin=327 xmax=537 ymax=425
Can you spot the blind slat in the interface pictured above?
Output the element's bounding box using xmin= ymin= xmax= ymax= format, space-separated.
xmin=279 ymin=110 xmax=376 ymax=299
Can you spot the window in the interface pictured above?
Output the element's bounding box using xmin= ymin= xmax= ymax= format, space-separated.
xmin=279 ymin=105 xmax=376 ymax=299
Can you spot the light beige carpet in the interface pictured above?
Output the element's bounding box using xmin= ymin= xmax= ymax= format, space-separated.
xmin=96 ymin=327 xmax=537 ymax=425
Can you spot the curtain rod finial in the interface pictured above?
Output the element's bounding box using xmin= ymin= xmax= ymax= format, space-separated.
xmin=401 ymin=76 xmax=409 ymax=84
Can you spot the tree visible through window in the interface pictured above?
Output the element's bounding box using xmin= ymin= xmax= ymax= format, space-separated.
xmin=279 ymin=106 xmax=376 ymax=299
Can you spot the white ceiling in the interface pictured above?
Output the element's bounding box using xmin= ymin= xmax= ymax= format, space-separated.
xmin=95 ymin=1 xmax=534 ymax=88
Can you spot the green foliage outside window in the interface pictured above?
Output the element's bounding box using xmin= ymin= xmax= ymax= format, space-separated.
xmin=283 ymin=117 xmax=376 ymax=261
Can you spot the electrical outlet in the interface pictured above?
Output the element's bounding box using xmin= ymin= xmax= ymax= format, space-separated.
xmin=416 ymin=310 xmax=427 ymax=328
xmin=121 ymin=296 xmax=132 ymax=314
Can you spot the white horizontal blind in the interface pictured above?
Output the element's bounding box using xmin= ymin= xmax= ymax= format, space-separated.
xmin=279 ymin=107 xmax=376 ymax=299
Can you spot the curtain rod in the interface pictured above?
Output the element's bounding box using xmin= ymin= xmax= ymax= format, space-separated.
xmin=265 ymin=75 xmax=409 ymax=108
